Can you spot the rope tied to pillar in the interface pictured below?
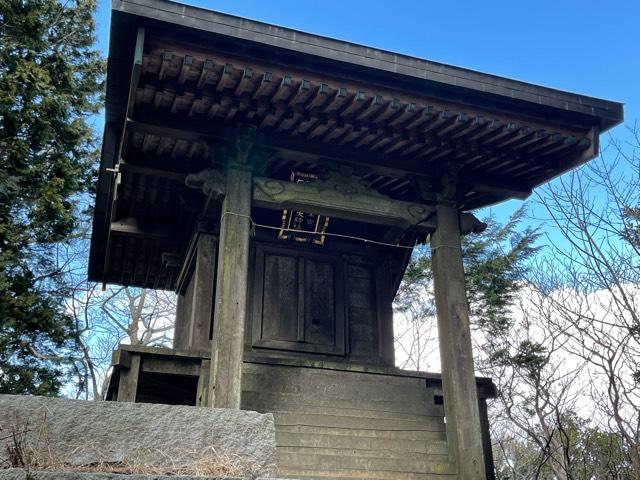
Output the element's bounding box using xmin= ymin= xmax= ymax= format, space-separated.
xmin=220 ymin=211 xmax=416 ymax=250
xmin=430 ymin=244 xmax=463 ymax=253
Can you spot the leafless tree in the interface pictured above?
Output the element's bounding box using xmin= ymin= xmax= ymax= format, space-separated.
xmin=486 ymin=286 xmax=589 ymax=480
xmin=393 ymin=247 xmax=440 ymax=371
xmin=45 ymin=221 xmax=177 ymax=400
xmin=530 ymin=127 xmax=640 ymax=475
xmin=65 ymin=281 xmax=176 ymax=400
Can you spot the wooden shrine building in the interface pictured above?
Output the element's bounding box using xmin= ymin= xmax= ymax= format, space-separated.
xmin=90 ymin=1 xmax=624 ymax=478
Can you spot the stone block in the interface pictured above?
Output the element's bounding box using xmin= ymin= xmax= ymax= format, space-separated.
xmin=0 ymin=395 xmax=276 ymax=478
xmin=0 ymin=470 xmax=285 ymax=479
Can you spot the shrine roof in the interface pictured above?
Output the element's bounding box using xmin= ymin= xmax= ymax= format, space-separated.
xmin=89 ymin=0 xmax=624 ymax=288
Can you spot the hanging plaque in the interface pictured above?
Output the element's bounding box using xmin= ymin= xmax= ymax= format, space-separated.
xmin=278 ymin=171 xmax=330 ymax=246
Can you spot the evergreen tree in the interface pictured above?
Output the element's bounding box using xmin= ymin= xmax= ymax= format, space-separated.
xmin=393 ymin=208 xmax=539 ymax=369
xmin=0 ymin=0 xmax=104 ymax=394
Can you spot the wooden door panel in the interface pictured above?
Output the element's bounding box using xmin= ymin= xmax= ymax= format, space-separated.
xmin=304 ymin=258 xmax=335 ymax=346
xmin=252 ymin=245 xmax=345 ymax=355
xmin=262 ymin=253 xmax=298 ymax=342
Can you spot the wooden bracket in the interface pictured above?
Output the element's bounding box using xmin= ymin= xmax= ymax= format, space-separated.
xmin=460 ymin=212 xmax=487 ymax=235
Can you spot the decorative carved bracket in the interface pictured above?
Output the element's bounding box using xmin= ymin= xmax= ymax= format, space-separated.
xmin=186 ymin=168 xmax=437 ymax=232
xmin=184 ymin=168 xmax=489 ymax=236
xmin=185 ymin=169 xmax=226 ymax=199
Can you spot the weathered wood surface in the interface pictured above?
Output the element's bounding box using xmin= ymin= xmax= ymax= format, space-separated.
xmin=251 ymin=245 xmax=346 ymax=356
xmin=248 ymin=244 xmax=397 ymax=364
xmin=241 ymin=362 xmax=455 ymax=479
xmin=186 ymin=169 xmax=437 ymax=232
xmin=209 ymin=164 xmax=252 ymax=408
xmin=188 ymin=233 xmax=216 ymax=349
xmin=196 ymin=358 xmax=211 ymax=406
xmin=252 ymin=172 xmax=436 ymax=231
xmin=116 ymin=354 xmax=141 ymax=402
xmin=431 ymin=202 xmax=486 ymax=479
xmin=141 ymin=357 xmax=200 ymax=376
xmin=173 ymin=232 xmax=217 ymax=350
xmin=173 ymin=293 xmax=188 ymax=349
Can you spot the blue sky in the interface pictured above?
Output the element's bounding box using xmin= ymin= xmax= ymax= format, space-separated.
xmin=94 ymin=0 xmax=639 ymax=221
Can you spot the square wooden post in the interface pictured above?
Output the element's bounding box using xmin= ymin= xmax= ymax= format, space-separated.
xmin=188 ymin=233 xmax=217 ymax=350
xmin=207 ymin=158 xmax=253 ymax=409
xmin=116 ymin=353 xmax=141 ymax=402
xmin=173 ymin=293 xmax=188 ymax=349
xmin=431 ymin=201 xmax=486 ymax=479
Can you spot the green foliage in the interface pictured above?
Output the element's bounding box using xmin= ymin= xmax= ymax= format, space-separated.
xmin=394 ymin=248 xmax=434 ymax=316
xmin=491 ymin=340 xmax=548 ymax=383
xmin=397 ymin=207 xmax=538 ymax=333
xmin=462 ymin=208 xmax=540 ymax=337
xmin=622 ymin=206 xmax=640 ymax=248
xmin=0 ymin=0 xmax=104 ymax=394
xmin=393 ymin=207 xmax=538 ymax=372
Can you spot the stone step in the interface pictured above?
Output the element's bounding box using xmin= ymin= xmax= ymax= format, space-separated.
xmin=242 ymin=391 xmax=444 ymax=418
xmin=276 ymin=424 xmax=447 ymax=442
xmin=278 ymin=445 xmax=449 ymax=461
xmin=272 ymin=412 xmax=445 ymax=433
xmin=279 ymin=468 xmax=455 ymax=480
xmin=276 ymin=431 xmax=449 ymax=456
xmin=278 ymin=451 xmax=456 ymax=476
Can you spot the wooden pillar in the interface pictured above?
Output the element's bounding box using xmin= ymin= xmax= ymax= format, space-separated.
xmin=188 ymin=233 xmax=217 ymax=350
xmin=173 ymin=293 xmax=189 ymax=349
xmin=479 ymin=397 xmax=496 ymax=480
xmin=376 ymin=260 xmax=395 ymax=366
xmin=196 ymin=359 xmax=211 ymax=406
xmin=431 ymin=201 xmax=486 ymax=479
xmin=208 ymin=161 xmax=253 ymax=408
xmin=116 ymin=354 xmax=141 ymax=402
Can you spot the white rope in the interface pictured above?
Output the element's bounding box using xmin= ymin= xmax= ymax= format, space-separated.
xmin=430 ymin=244 xmax=462 ymax=252
xmin=219 ymin=211 xmax=416 ymax=250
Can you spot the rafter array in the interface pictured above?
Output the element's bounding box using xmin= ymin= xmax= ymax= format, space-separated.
xmin=130 ymin=37 xmax=593 ymax=197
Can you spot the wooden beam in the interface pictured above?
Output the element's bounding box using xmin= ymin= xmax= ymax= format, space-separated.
xmin=196 ymin=359 xmax=211 ymax=406
xmin=119 ymin=163 xmax=187 ymax=182
xmin=186 ymin=169 xmax=437 ymax=231
xmin=111 ymin=348 xmax=131 ymax=369
xmin=469 ymin=181 xmax=531 ymax=200
xmin=130 ymin=107 xmax=582 ymax=202
xmin=376 ymin=260 xmax=395 ymax=366
xmin=430 ymin=202 xmax=486 ymax=478
xmin=127 ymin=113 xmax=423 ymax=179
xmin=141 ymin=357 xmax=201 ymax=377
xmin=110 ymin=217 xmax=175 ymax=240
xmin=128 ymin=27 xmax=145 ymax=117
xmin=254 ymin=175 xmax=435 ymax=231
